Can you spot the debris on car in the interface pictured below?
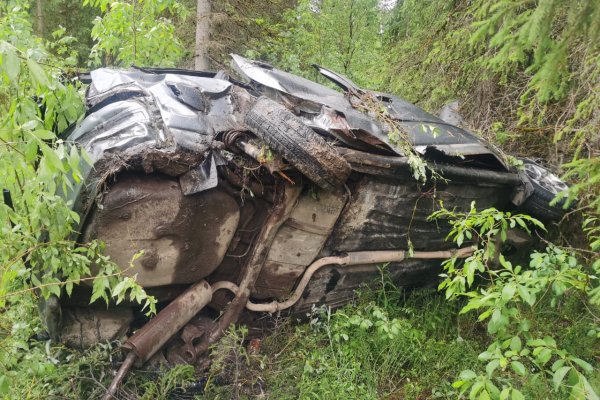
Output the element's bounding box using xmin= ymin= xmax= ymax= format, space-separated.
xmin=47 ymin=55 xmax=570 ymax=397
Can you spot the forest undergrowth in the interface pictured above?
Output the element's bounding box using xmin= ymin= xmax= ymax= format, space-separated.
xmin=2 ymin=268 xmax=596 ymax=399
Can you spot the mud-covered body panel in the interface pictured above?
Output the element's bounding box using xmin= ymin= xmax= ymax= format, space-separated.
xmin=289 ymin=174 xmax=511 ymax=313
xmin=82 ymin=173 xmax=240 ymax=287
xmin=325 ymin=174 xmax=509 ymax=253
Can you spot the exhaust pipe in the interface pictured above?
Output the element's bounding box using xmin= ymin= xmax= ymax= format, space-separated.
xmin=246 ymin=247 xmax=476 ymax=313
xmin=103 ymin=280 xmax=213 ymax=399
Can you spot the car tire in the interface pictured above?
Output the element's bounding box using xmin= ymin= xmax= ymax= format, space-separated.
xmin=244 ymin=96 xmax=351 ymax=190
xmin=520 ymin=160 xmax=570 ymax=221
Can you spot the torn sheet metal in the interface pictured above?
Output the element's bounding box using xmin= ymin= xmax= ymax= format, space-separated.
xmin=179 ymin=154 xmax=218 ymax=195
xmin=231 ymin=54 xmax=503 ymax=165
xmin=65 ymin=68 xmax=253 ymax=227
xmin=65 ymin=55 xmax=512 ymax=231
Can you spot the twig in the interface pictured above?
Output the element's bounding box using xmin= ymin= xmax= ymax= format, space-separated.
xmin=0 ymin=265 xmax=135 ymax=301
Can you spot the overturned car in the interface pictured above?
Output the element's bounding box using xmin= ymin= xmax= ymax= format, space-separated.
xmin=51 ymin=55 xmax=569 ymax=391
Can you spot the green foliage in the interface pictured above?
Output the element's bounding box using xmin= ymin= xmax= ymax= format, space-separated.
xmin=247 ymin=0 xmax=386 ymax=89
xmin=384 ymin=0 xmax=471 ymax=109
xmin=28 ymin=0 xmax=97 ymax=66
xmin=467 ymin=1 xmax=600 ymax=262
xmin=85 ymin=0 xmax=188 ymax=67
xmin=138 ymin=364 xmax=196 ymax=399
xmin=556 ymin=155 xmax=600 ymax=287
xmin=384 ymin=0 xmax=600 ymax=264
xmin=430 ymin=204 xmax=599 ymax=399
xmin=204 ymin=290 xmax=479 ymax=399
xmin=0 ymin=4 xmax=173 ymax=395
xmin=0 ymin=1 xmax=598 ymax=398
xmin=0 ymin=0 xmax=154 ymax=322
xmin=469 ymin=0 xmax=599 ymax=106
xmin=203 ymin=281 xmax=598 ymax=399
xmin=385 ymin=0 xmax=599 ymax=152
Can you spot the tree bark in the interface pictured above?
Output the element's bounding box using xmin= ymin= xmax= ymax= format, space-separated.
xmin=36 ymin=0 xmax=44 ymax=37
xmin=194 ymin=0 xmax=211 ymax=71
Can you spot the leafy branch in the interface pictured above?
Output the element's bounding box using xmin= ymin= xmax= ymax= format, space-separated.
xmin=349 ymin=91 xmax=436 ymax=183
xmin=430 ymin=203 xmax=599 ymax=399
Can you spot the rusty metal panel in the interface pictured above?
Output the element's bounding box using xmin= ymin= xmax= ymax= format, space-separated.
xmin=60 ymin=307 xmax=134 ymax=349
xmin=292 ymin=259 xmax=443 ymax=314
xmin=84 ymin=173 xmax=239 ymax=287
xmin=252 ymin=188 xmax=348 ymax=299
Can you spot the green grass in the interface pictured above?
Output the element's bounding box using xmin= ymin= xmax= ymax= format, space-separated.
xmin=0 ymin=281 xmax=597 ymax=399
xmin=206 ymin=292 xmax=484 ymax=399
xmin=202 ymin=281 xmax=599 ymax=400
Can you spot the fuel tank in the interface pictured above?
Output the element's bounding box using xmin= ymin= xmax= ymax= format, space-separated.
xmin=82 ymin=172 xmax=240 ymax=287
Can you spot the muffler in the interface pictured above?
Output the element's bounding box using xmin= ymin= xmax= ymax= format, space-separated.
xmin=103 ymin=280 xmax=213 ymax=399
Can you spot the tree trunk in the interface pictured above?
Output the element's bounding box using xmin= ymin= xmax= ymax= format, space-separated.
xmin=194 ymin=0 xmax=211 ymax=71
xmin=36 ymin=0 xmax=44 ymax=37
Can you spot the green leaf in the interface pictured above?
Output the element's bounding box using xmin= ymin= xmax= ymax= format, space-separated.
xmin=32 ymin=129 xmax=56 ymax=140
xmin=571 ymin=379 xmax=586 ymax=400
xmin=571 ymin=357 xmax=594 ymax=374
xmin=488 ymin=308 xmax=508 ymax=334
xmin=552 ymin=366 xmax=570 ymax=390
xmin=3 ymin=48 xmax=20 ymax=81
xmin=581 ymin=375 xmax=600 ymax=400
xmin=27 ymin=58 xmax=50 ymax=87
xmin=552 ymin=280 xmax=567 ymax=297
xmin=25 ymin=139 xmax=40 ymax=162
xmin=39 ymin=142 xmax=65 ymax=172
xmin=485 ymin=381 xmax=500 ymax=397
xmin=112 ymin=279 xmax=129 ymax=303
xmin=527 ymin=338 xmax=547 ymax=347
xmin=511 ymin=388 xmax=525 ymax=400
xmin=47 ymin=283 xmax=61 ymax=298
xmin=537 ymin=348 xmax=553 ymax=365
xmin=511 ymin=361 xmax=526 ymax=376
xmin=486 ymin=359 xmax=500 ymax=377
xmin=459 ymin=369 xmax=477 ymax=381
xmin=502 ymin=283 xmax=516 ymax=301
xmin=81 ymin=147 xmax=93 ymax=165
xmin=452 ymin=380 xmax=467 ymax=389
xmin=518 ymin=319 xmax=531 ymax=332
xmin=0 ymin=375 xmax=9 ymax=395
xmin=510 ymin=336 xmax=522 ymax=352
xmin=90 ymin=276 xmax=109 ymax=304
xmin=517 ymin=285 xmax=535 ymax=306
xmin=470 ymin=380 xmax=484 ymax=398
xmin=457 ymin=232 xmax=464 ymax=247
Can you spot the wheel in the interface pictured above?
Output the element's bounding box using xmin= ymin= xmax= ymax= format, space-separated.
xmin=520 ymin=160 xmax=570 ymax=221
xmin=244 ymin=97 xmax=351 ymax=190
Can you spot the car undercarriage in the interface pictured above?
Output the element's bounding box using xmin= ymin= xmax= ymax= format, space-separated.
xmin=45 ymin=55 xmax=569 ymax=396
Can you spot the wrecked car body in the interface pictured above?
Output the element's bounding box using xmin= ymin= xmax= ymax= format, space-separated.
xmin=50 ymin=55 xmax=569 ymax=391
